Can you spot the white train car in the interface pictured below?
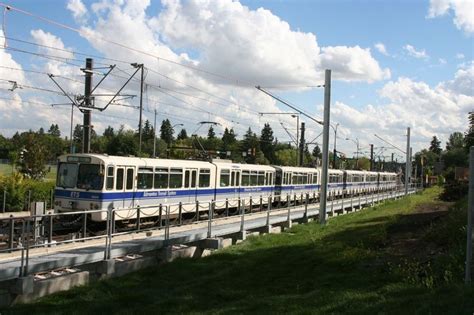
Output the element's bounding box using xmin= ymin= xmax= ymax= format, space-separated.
xmin=364 ymin=171 xmax=379 ymax=193
xmin=212 ymin=160 xmax=275 ymax=208
xmin=328 ymin=169 xmax=344 ymax=197
xmin=273 ymin=166 xmax=320 ymax=203
xmin=55 ymin=154 xmax=216 ymax=221
xmin=344 ymin=170 xmax=366 ymax=195
xmin=379 ymin=172 xmax=398 ymax=191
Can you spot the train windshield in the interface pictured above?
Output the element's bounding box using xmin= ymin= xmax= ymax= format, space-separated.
xmin=57 ymin=163 xmax=104 ymax=190
xmin=77 ymin=164 xmax=104 ymax=190
xmin=57 ymin=163 xmax=78 ymax=188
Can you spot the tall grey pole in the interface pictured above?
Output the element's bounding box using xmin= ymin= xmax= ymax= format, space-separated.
xmin=138 ymin=64 xmax=144 ymax=155
xmin=153 ymin=109 xmax=157 ymax=158
xmin=82 ymin=58 xmax=93 ymax=154
xmin=320 ymin=69 xmax=331 ymax=225
xmin=70 ymin=103 xmax=74 ymax=153
xmin=405 ymin=127 xmax=410 ymax=195
xmin=296 ymin=115 xmax=299 ymax=166
xmin=465 ymin=146 xmax=474 ymax=284
xmin=299 ymin=122 xmax=305 ymax=166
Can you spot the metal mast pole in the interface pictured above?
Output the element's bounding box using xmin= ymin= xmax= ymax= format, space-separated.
xmin=299 ymin=122 xmax=305 ymax=166
xmin=296 ymin=115 xmax=299 ymax=166
xmin=370 ymin=144 xmax=374 ymax=171
xmin=320 ymin=69 xmax=331 ymax=225
xmin=138 ymin=64 xmax=144 ymax=155
xmin=333 ymin=124 xmax=338 ymax=169
xmin=405 ymin=127 xmax=410 ymax=195
xmin=83 ymin=58 xmax=93 ymax=154
xmin=70 ymin=103 xmax=74 ymax=153
xmin=153 ymin=109 xmax=157 ymax=158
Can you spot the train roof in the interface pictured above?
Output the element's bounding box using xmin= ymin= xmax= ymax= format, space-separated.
xmin=212 ymin=159 xmax=275 ymax=171
xmin=272 ymin=166 xmax=318 ymax=173
xmin=344 ymin=170 xmax=366 ymax=175
xmin=58 ymin=154 xmax=212 ymax=167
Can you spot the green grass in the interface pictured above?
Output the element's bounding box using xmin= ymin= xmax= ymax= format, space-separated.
xmin=5 ymin=187 xmax=473 ymax=314
xmin=0 ymin=164 xmax=56 ymax=181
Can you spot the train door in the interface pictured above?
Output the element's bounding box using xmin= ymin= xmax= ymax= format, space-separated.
xmin=231 ymin=170 xmax=241 ymax=200
xmin=184 ymin=168 xmax=198 ymax=203
xmin=115 ymin=167 xmax=125 ymax=209
xmin=274 ymin=169 xmax=282 ymax=199
xmin=124 ymin=166 xmax=135 ymax=209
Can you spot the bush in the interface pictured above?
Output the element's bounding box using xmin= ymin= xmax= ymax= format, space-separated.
xmin=0 ymin=173 xmax=55 ymax=212
xmin=440 ymin=181 xmax=468 ymax=201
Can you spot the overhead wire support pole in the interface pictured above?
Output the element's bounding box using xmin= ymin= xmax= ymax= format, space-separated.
xmin=83 ymin=58 xmax=93 ymax=154
xmin=153 ymin=109 xmax=157 ymax=158
xmin=405 ymin=127 xmax=410 ymax=195
xmin=134 ymin=64 xmax=145 ymax=155
xmin=320 ymin=69 xmax=331 ymax=225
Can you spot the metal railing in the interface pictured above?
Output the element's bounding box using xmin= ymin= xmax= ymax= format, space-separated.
xmin=0 ymin=184 xmax=419 ymax=278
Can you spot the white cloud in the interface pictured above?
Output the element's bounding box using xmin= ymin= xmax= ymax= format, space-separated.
xmin=404 ymin=44 xmax=429 ymax=59
xmin=67 ymin=0 xmax=87 ymax=23
xmin=320 ymin=46 xmax=390 ymax=82
xmin=438 ymin=58 xmax=447 ymax=65
xmin=329 ymin=66 xmax=473 ymax=154
xmin=151 ymin=0 xmax=388 ymax=85
xmin=456 ymin=53 xmax=465 ymax=59
xmin=374 ymin=42 xmax=389 ymax=56
xmin=428 ymin=0 xmax=474 ymax=35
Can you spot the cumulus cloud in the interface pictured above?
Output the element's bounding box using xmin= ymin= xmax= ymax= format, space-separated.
xmin=151 ymin=0 xmax=388 ymax=85
xmin=404 ymin=44 xmax=429 ymax=59
xmin=374 ymin=42 xmax=389 ymax=56
xmin=320 ymin=46 xmax=391 ymax=82
xmin=427 ymin=0 xmax=474 ymax=35
xmin=329 ymin=66 xmax=473 ymax=154
xmin=67 ymin=0 xmax=87 ymax=23
xmin=456 ymin=53 xmax=465 ymax=59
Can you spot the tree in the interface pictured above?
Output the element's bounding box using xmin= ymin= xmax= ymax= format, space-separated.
xmin=142 ymin=120 xmax=154 ymax=142
xmin=260 ymin=123 xmax=275 ymax=163
xmin=446 ymin=132 xmax=464 ymax=151
xmin=103 ymin=126 xmax=115 ymax=138
xmin=177 ymin=128 xmax=188 ymax=140
xmin=312 ymin=145 xmax=322 ymax=159
xmin=465 ymin=111 xmax=474 ymax=152
xmin=207 ymin=126 xmax=216 ymax=139
xmin=160 ymin=119 xmax=174 ymax=145
xmin=106 ymin=126 xmax=138 ymax=156
xmin=241 ymin=127 xmax=260 ymax=164
xmin=18 ymin=133 xmax=47 ymax=179
xmin=47 ymin=124 xmax=61 ymax=137
xmin=429 ymin=136 xmax=442 ymax=155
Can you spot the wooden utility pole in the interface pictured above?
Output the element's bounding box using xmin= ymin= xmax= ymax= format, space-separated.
xmin=83 ymin=58 xmax=93 ymax=154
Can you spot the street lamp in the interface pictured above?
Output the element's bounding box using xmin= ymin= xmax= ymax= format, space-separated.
xmin=345 ymin=137 xmax=360 ymax=169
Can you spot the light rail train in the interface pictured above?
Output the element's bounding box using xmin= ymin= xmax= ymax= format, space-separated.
xmin=54 ymin=154 xmax=398 ymax=221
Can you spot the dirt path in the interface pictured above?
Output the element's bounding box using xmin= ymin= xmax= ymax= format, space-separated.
xmin=385 ymin=200 xmax=454 ymax=259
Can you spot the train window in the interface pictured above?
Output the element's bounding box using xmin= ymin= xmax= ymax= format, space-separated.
xmin=220 ymin=169 xmax=230 ymax=187
xmin=77 ymin=164 xmax=104 ymax=190
xmin=116 ymin=168 xmax=124 ymax=190
xmin=169 ymin=168 xmax=182 ymax=188
xmin=106 ymin=166 xmax=114 ymax=190
xmin=257 ymin=171 xmax=265 ymax=186
xmin=137 ymin=168 xmax=153 ymax=189
xmin=236 ymin=171 xmax=240 ymax=186
xmin=250 ymin=171 xmax=258 ymax=186
xmin=126 ymin=168 xmax=134 ymax=190
xmin=57 ymin=163 xmax=78 ymax=188
xmin=191 ymin=170 xmax=197 ymax=188
xmin=154 ymin=168 xmax=168 ymax=189
xmin=199 ymin=169 xmax=210 ymax=188
xmin=242 ymin=170 xmax=250 ymax=186
xmin=292 ymin=173 xmax=297 ymax=185
xmin=313 ymin=173 xmax=318 ymax=184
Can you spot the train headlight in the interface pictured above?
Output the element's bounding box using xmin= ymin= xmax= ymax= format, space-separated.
xmin=90 ymin=203 xmax=100 ymax=210
xmin=54 ymin=200 xmax=61 ymax=206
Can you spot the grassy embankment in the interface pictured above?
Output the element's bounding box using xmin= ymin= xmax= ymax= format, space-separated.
xmin=0 ymin=164 xmax=56 ymax=181
xmin=5 ymin=187 xmax=474 ymax=314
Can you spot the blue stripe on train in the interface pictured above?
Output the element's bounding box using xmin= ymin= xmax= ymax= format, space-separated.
xmin=55 ymin=186 xmax=275 ymax=201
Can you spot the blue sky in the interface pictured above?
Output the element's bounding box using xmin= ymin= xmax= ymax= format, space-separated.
xmin=0 ymin=0 xmax=472 ymax=157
